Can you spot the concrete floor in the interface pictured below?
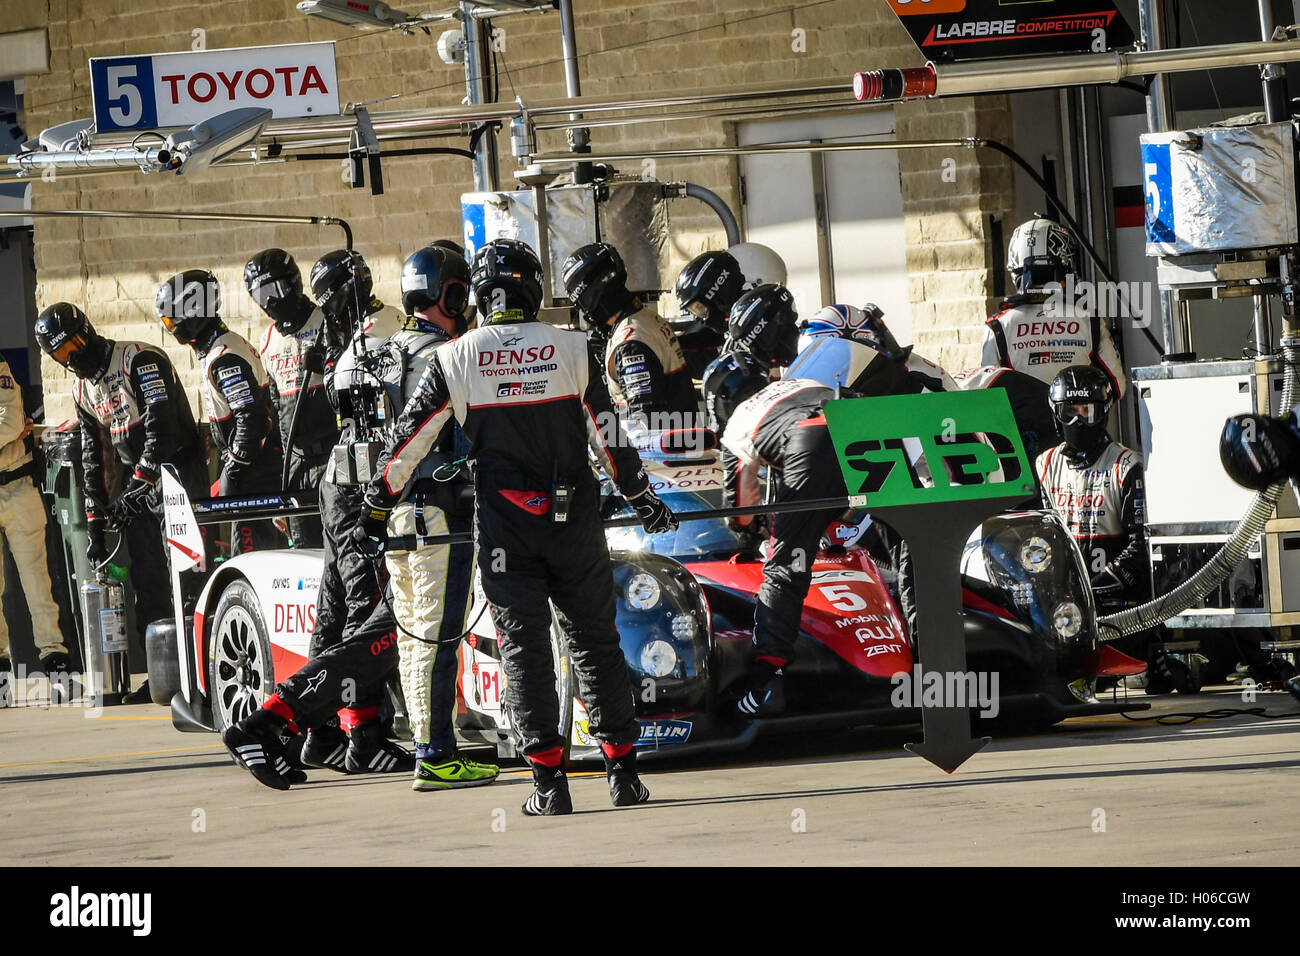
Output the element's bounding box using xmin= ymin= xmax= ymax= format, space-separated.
xmin=2 ymin=687 xmax=1298 ymax=866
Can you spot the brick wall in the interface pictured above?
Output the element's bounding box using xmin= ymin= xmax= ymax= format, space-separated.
xmin=19 ymin=0 xmax=1017 ymax=421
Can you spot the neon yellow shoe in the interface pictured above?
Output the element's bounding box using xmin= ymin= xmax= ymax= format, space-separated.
xmin=412 ymin=751 xmax=500 ymax=791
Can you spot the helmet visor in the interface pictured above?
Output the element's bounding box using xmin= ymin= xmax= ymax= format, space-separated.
xmin=159 ymin=313 xmax=181 ymax=335
xmin=250 ymin=277 xmax=297 ymax=309
xmin=50 ymin=332 xmax=90 ymax=367
xmin=686 ymin=300 xmax=710 ymax=320
xmin=1055 ymin=401 xmax=1106 ymax=426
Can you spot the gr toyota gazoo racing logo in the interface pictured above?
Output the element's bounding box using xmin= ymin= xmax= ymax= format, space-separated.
xmin=496 ymin=380 xmax=548 ymax=398
xmin=886 ymin=0 xmax=1133 ymax=61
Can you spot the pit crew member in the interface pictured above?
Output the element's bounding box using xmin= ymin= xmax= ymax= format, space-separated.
xmin=982 ymin=217 xmax=1126 ymax=398
xmin=36 ymin=302 xmax=208 ymax=673
xmin=0 ymin=352 xmax=69 ymax=676
xmin=562 ymin=242 xmax=699 ymax=427
xmin=247 ymin=248 xmax=341 ymax=548
xmin=156 ymin=270 xmax=285 ymax=554
xmin=219 ymin=250 xmax=409 ymax=790
xmin=355 ymin=238 xmax=677 ymax=816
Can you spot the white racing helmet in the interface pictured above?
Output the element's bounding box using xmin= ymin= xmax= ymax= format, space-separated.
xmin=1008 ymin=217 xmax=1078 ymax=293
xmin=727 ymin=242 xmax=787 ymax=289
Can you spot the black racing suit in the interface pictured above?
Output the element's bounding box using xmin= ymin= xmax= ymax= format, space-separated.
xmin=720 ymin=379 xmax=846 ymax=666
xmin=197 ymin=328 xmax=285 ymax=554
xmin=953 ymin=365 xmax=1059 ymax=463
xmin=365 ymin=319 xmax=653 ymax=759
xmin=598 ymin=306 xmax=701 ymax=428
xmin=74 ymin=341 xmax=208 ymax=640
xmin=271 ymin=306 xmax=404 ymax=731
xmin=259 ymin=309 xmax=339 ymax=548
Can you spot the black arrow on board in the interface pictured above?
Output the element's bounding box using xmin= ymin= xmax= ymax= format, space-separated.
xmin=880 ymin=502 xmax=1001 ymax=773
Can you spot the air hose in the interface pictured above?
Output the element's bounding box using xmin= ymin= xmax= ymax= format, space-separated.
xmin=1098 ymin=331 xmax=1300 ymax=639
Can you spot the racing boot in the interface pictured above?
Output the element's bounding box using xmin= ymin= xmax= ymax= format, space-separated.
xmin=222 ymin=708 xmax=303 ymax=791
xmin=604 ymin=746 xmax=650 ymax=807
xmin=734 ymin=662 xmax=786 ymax=719
xmin=521 ymin=761 xmax=572 ymax=816
xmin=38 ymin=651 xmax=71 ymax=676
xmin=301 ymin=720 xmax=352 ymax=774
xmin=412 ymin=751 xmax=500 ymax=792
xmin=344 ymin=718 xmax=416 ymax=774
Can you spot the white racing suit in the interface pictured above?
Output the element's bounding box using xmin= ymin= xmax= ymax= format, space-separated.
xmin=378 ymin=327 xmax=475 ymax=760
xmin=602 ymin=306 xmax=700 ymax=424
xmin=200 ymin=329 xmax=284 ymax=553
xmin=259 ymin=308 xmax=337 ymax=548
xmin=1036 ymin=439 xmax=1150 ymax=611
xmin=982 ymin=292 xmax=1127 ymax=398
xmin=0 ymin=357 xmax=66 ymax=663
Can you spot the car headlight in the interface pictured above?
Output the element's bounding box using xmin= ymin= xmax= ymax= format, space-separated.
xmin=625 ymin=573 xmax=661 ymax=610
xmin=1020 ymin=536 xmax=1052 ymax=574
xmin=640 ymin=639 xmax=678 ymax=678
xmin=671 ymin=613 xmax=698 ymax=641
xmin=1052 ymin=601 xmax=1083 ymax=639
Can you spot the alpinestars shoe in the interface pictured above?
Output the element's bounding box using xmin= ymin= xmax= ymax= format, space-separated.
xmin=301 ymin=725 xmax=352 ymax=774
xmin=412 ymin=752 xmax=500 ymax=791
xmin=735 ymin=671 xmax=786 ymax=719
xmin=605 ymin=750 xmax=650 ymax=807
xmin=38 ymin=651 xmax=71 ymax=676
xmin=222 ymin=710 xmax=300 ymax=791
xmin=345 ymin=719 xmax=416 ymax=774
xmin=521 ymin=763 xmax=572 ymax=816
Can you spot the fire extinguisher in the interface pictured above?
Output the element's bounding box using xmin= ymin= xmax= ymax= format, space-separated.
xmin=80 ymin=564 xmax=129 ymax=706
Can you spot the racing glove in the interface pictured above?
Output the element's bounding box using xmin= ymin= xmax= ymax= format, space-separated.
xmin=87 ymin=516 xmax=109 ymax=567
xmin=351 ymin=502 xmax=391 ymax=558
xmin=219 ymin=454 xmax=252 ymax=496
xmin=628 ymin=487 xmax=677 ymax=535
xmin=117 ymin=466 xmax=158 ymax=517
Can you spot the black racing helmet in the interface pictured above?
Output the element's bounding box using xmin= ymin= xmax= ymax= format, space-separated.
xmin=1221 ymin=411 xmax=1300 ymax=491
xmin=36 ymin=302 xmax=112 ymax=379
xmin=156 ymin=269 xmax=223 ymax=345
xmin=676 ymin=250 xmax=743 ymax=332
xmin=400 ymin=245 xmax=472 ymax=332
xmin=727 ymin=284 xmax=799 ymax=369
xmin=429 ymin=238 xmax=465 ymax=258
xmin=310 ymin=249 xmax=373 ymax=324
xmin=245 ymin=248 xmax=314 ymax=335
xmin=561 ymin=242 xmax=632 ymax=326
xmin=471 ymin=238 xmax=545 ymax=322
xmin=1049 ymin=365 xmax=1114 ymax=458
xmin=702 ymin=349 xmax=771 ymax=436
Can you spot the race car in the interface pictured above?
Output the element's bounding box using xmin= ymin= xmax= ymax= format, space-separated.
xmin=155 ymin=429 xmax=1146 ymax=762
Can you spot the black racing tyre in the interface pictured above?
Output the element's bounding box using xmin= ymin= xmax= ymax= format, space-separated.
xmin=144 ymin=618 xmax=182 ymax=707
xmin=207 ymin=578 xmax=275 ymax=734
xmin=1144 ymin=667 xmax=1174 ymax=696
xmin=1170 ymin=659 xmax=1201 ymax=695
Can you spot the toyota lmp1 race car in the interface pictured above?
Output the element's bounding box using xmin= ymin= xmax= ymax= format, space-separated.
xmin=157 ymin=429 xmax=1147 ymax=763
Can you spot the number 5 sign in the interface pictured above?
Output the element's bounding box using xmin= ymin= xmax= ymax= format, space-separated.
xmin=90 ymin=41 xmax=339 ymax=132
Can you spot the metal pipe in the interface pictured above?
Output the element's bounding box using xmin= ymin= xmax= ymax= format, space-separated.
xmin=0 ymin=208 xmax=354 ymax=249
xmin=1138 ymin=0 xmax=1181 ymax=358
xmin=680 ymin=183 xmax=740 ymax=246
xmin=461 ymin=1 xmax=499 ymax=191
xmin=7 ymin=146 xmax=169 ymax=175
xmin=1259 ymin=0 xmax=1290 ymax=125
xmin=854 ymin=39 xmax=1300 ymax=102
xmin=556 ymin=0 xmax=592 ymax=183
xmin=531 ymin=95 xmax=863 ymax=131
xmin=530 ymin=138 xmax=974 ymax=165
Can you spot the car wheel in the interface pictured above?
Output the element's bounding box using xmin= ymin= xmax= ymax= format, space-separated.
xmin=207 ymin=578 xmax=274 ymax=735
xmin=1170 ymin=659 xmax=1202 ymax=694
xmin=1145 ymin=667 xmax=1174 ymax=696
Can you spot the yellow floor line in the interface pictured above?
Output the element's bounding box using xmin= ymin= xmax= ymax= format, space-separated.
xmin=0 ymin=744 xmax=226 ymax=770
xmin=94 ymin=715 xmax=173 ymax=721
